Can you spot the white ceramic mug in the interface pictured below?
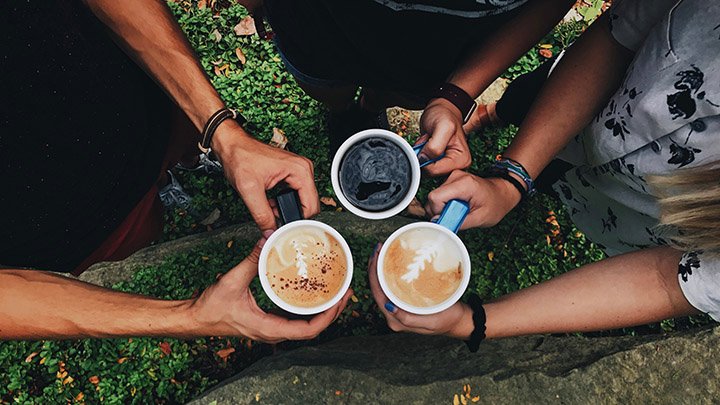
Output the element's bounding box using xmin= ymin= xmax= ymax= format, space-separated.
xmin=377 ymin=200 xmax=471 ymax=315
xmin=331 ymin=129 xmax=443 ymax=220
xmin=258 ymin=190 xmax=354 ymax=315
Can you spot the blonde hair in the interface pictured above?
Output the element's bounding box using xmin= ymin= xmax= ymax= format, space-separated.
xmin=649 ymin=164 xmax=720 ymax=255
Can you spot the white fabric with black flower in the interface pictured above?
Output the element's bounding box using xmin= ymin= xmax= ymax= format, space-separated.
xmin=551 ymin=0 xmax=720 ymax=320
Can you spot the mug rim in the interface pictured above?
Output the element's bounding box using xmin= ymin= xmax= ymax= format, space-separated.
xmin=377 ymin=222 xmax=471 ymax=315
xmin=330 ymin=129 xmax=421 ymax=220
xmin=258 ymin=220 xmax=354 ymax=315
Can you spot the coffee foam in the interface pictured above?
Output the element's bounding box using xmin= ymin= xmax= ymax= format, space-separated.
xmin=383 ymin=228 xmax=463 ymax=308
xmin=266 ymin=226 xmax=347 ymax=308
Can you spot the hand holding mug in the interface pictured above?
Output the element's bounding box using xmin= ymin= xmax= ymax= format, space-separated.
xmin=368 ymin=244 xmax=472 ymax=339
xmin=190 ymin=237 xmax=353 ymax=343
xmin=417 ymin=98 xmax=472 ymax=177
xmin=212 ymin=120 xmax=320 ymax=232
xmin=425 ymin=170 xmax=522 ymax=230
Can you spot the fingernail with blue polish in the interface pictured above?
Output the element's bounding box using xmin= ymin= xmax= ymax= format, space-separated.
xmin=384 ymin=302 xmax=396 ymax=313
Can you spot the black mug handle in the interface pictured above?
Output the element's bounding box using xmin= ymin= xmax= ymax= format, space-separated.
xmin=276 ymin=189 xmax=304 ymax=225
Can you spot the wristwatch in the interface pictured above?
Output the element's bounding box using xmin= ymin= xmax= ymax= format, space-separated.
xmin=431 ymin=82 xmax=477 ymax=124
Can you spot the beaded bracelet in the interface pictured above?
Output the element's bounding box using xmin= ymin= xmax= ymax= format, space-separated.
xmin=493 ymin=156 xmax=536 ymax=195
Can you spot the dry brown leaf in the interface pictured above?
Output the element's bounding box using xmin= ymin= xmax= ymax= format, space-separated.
xmin=472 ymin=397 xmax=480 ymax=403
xmin=233 ymin=16 xmax=257 ymax=36
xmin=197 ymin=0 xmax=207 ymax=9
xmin=216 ymin=347 xmax=236 ymax=362
xmin=89 ymin=376 xmax=100 ymax=385
xmin=75 ymin=392 xmax=84 ymax=402
xmin=117 ymin=357 xmax=128 ymax=364
xmin=269 ymin=127 xmax=288 ymax=149
xmin=320 ymin=196 xmax=337 ymax=207
xmin=200 ymin=208 xmax=221 ymax=226
xmin=235 ymin=47 xmax=247 ymax=65
xmin=159 ymin=342 xmax=172 ymax=356
xmin=453 ymin=394 xmax=461 ymax=405
xmin=539 ymin=48 xmax=553 ymax=58
xmin=25 ymin=352 xmax=39 ymax=363
xmin=211 ymin=28 xmax=222 ymax=43
xmin=487 ymin=251 xmax=494 ymax=261
xmin=226 ymin=240 xmax=234 ymax=249
xmin=404 ymin=197 xmax=426 ymax=218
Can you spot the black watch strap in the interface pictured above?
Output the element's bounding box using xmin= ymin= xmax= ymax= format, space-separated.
xmin=432 ymin=82 xmax=477 ymax=124
xmin=199 ymin=108 xmax=246 ymax=153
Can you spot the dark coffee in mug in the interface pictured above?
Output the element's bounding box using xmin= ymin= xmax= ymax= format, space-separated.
xmin=338 ymin=137 xmax=412 ymax=212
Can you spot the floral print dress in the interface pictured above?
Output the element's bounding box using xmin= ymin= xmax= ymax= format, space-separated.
xmin=552 ymin=0 xmax=720 ymax=320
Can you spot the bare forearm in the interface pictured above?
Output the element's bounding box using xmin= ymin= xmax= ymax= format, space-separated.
xmin=0 ymin=270 xmax=199 ymax=340
xmin=452 ymin=247 xmax=698 ymax=340
xmin=504 ymin=14 xmax=634 ymax=178
xmin=83 ymin=0 xmax=224 ymax=131
xmin=448 ymin=0 xmax=575 ymax=97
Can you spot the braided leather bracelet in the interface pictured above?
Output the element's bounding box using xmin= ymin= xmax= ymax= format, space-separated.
xmin=198 ymin=108 xmax=246 ymax=153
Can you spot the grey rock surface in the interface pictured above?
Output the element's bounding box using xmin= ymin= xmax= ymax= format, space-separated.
xmin=77 ymin=211 xmax=414 ymax=287
xmin=190 ymin=327 xmax=719 ymax=404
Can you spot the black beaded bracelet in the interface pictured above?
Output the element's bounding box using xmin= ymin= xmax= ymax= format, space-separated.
xmin=480 ymin=167 xmax=528 ymax=201
xmin=465 ymin=294 xmax=486 ymax=353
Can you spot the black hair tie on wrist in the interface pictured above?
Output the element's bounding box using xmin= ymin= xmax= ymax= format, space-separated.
xmin=465 ymin=294 xmax=486 ymax=353
xmin=480 ymin=167 xmax=528 ymax=202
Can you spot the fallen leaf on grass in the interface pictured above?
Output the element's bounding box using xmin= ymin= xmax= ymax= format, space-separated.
xmin=211 ymin=29 xmax=222 ymax=43
xmin=487 ymin=251 xmax=494 ymax=261
xmin=89 ymin=376 xmax=100 ymax=385
xmin=269 ymin=127 xmax=288 ymax=149
xmin=25 ymin=352 xmax=39 ymax=363
xmin=235 ymin=47 xmax=247 ymax=65
xmin=233 ymin=16 xmax=257 ymax=36
xmin=117 ymin=357 xmax=128 ymax=364
xmin=159 ymin=342 xmax=172 ymax=356
xmin=200 ymin=208 xmax=221 ymax=226
xmin=539 ymin=48 xmax=553 ymax=58
xmin=213 ymin=64 xmax=230 ymax=77
xmin=198 ymin=0 xmax=207 ymax=9
xmin=216 ymin=347 xmax=236 ymax=362
xmin=320 ymin=197 xmax=337 ymax=207
xmin=227 ymin=240 xmax=234 ymax=248
xmin=75 ymin=392 xmax=84 ymax=402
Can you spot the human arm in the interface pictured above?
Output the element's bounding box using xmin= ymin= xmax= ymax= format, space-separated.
xmin=419 ymin=0 xmax=576 ymax=176
xmin=82 ymin=0 xmax=319 ymax=231
xmin=369 ymin=245 xmax=699 ymax=339
xmin=0 ymin=239 xmax=351 ymax=341
xmin=425 ymin=12 xmax=635 ymax=227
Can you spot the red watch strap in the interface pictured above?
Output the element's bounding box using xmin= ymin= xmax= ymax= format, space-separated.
xmin=432 ymin=83 xmax=477 ymax=124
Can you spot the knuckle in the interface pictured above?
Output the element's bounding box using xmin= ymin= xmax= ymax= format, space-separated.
xmin=388 ymin=322 xmax=403 ymax=332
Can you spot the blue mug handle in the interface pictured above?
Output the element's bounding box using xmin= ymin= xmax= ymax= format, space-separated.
xmin=413 ymin=141 xmax=446 ymax=168
xmin=432 ymin=199 xmax=470 ymax=233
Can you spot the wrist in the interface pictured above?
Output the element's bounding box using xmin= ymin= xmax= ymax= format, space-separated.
xmin=447 ymin=303 xmax=474 ymax=340
xmin=210 ymin=119 xmax=254 ymax=161
xmin=487 ymin=176 xmax=523 ymax=209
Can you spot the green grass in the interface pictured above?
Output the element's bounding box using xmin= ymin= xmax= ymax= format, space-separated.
xmin=1 ymin=3 xmax=712 ymax=404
